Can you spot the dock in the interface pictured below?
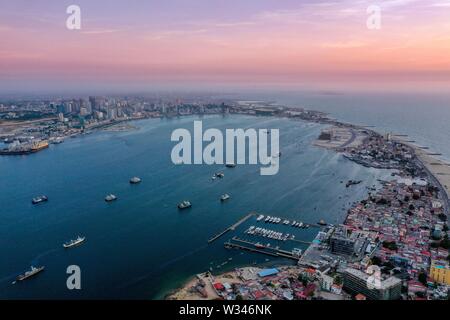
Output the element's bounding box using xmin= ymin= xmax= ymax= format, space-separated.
xmin=208 ymin=212 xmax=256 ymax=243
xmin=225 ymin=237 xmax=302 ymax=261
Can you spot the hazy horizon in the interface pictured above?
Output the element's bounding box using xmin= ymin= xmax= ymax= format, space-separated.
xmin=1 ymin=0 xmax=450 ymax=93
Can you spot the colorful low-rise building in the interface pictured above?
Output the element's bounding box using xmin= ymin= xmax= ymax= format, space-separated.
xmin=429 ymin=260 xmax=450 ymax=285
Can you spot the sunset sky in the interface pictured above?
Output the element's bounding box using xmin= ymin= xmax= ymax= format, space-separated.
xmin=1 ymin=0 xmax=450 ymax=93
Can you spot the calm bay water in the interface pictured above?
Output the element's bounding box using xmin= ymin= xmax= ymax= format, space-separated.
xmin=1 ymin=114 xmax=393 ymax=299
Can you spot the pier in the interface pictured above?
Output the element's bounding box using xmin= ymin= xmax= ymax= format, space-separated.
xmin=225 ymin=238 xmax=301 ymax=261
xmin=208 ymin=212 xmax=256 ymax=243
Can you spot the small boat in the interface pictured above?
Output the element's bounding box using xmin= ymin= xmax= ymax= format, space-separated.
xmin=215 ymin=172 xmax=224 ymax=178
xmin=178 ymin=200 xmax=192 ymax=209
xmin=105 ymin=194 xmax=117 ymax=202
xmin=220 ymin=194 xmax=230 ymax=202
xmin=129 ymin=177 xmax=142 ymax=184
xmin=318 ymin=219 xmax=327 ymax=226
xmin=14 ymin=266 xmax=45 ymax=283
xmin=63 ymin=236 xmax=86 ymax=248
xmin=32 ymin=195 xmax=48 ymax=204
xmin=225 ymin=163 xmax=236 ymax=168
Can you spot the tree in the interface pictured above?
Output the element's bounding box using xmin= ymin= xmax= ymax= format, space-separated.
xmin=382 ymin=241 xmax=398 ymax=251
xmin=371 ymin=256 xmax=382 ymax=266
xmin=418 ymin=272 xmax=428 ymax=286
xmin=439 ymin=237 xmax=450 ymax=250
xmin=334 ymin=275 xmax=343 ymax=286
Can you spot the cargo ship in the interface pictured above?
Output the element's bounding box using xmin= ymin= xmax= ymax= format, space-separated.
xmin=63 ymin=236 xmax=86 ymax=248
xmin=13 ymin=266 xmax=45 ymax=283
xmin=0 ymin=140 xmax=49 ymax=156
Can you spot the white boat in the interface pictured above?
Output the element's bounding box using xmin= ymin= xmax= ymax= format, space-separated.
xmin=63 ymin=236 xmax=86 ymax=248
xmin=105 ymin=194 xmax=117 ymax=202
xmin=178 ymin=200 xmax=192 ymax=209
xmin=129 ymin=177 xmax=142 ymax=184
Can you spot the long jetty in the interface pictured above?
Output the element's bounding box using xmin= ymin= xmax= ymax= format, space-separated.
xmin=225 ymin=238 xmax=301 ymax=260
xmin=208 ymin=212 xmax=256 ymax=243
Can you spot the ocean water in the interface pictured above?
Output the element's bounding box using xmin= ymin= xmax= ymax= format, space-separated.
xmin=236 ymin=91 xmax=450 ymax=162
xmin=0 ymin=114 xmax=392 ymax=299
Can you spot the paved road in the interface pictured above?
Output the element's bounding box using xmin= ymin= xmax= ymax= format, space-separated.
xmin=340 ymin=129 xmax=357 ymax=148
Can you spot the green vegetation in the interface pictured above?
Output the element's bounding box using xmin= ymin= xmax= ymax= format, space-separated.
xmin=418 ymin=272 xmax=428 ymax=286
xmin=334 ymin=275 xmax=343 ymax=286
xmin=371 ymin=256 xmax=382 ymax=266
xmin=382 ymin=241 xmax=398 ymax=251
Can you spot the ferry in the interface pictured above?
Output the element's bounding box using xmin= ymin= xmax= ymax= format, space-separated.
xmin=178 ymin=200 xmax=192 ymax=209
xmin=105 ymin=194 xmax=117 ymax=202
xmin=63 ymin=236 xmax=86 ymax=248
xmin=220 ymin=194 xmax=230 ymax=201
xmin=32 ymin=195 xmax=48 ymax=204
xmin=14 ymin=266 xmax=45 ymax=283
xmin=129 ymin=177 xmax=142 ymax=184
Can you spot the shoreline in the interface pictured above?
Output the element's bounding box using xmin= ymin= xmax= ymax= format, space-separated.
xmin=166 ymin=104 xmax=449 ymax=300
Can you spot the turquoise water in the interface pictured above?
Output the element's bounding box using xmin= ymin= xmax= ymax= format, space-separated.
xmin=0 ymin=114 xmax=392 ymax=299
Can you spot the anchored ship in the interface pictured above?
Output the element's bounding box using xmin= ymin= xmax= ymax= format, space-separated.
xmin=129 ymin=177 xmax=142 ymax=184
xmin=178 ymin=200 xmax=192 ymax=209
xmin=32 ymin=195 xmax=48 ymax=204
xmin=63 ymin=236 xmax=86 ymax=248
xmin=13 ymin=266 xmax=45 ymax=283
xmin=105 ymin=194 xmax=117 ymax=202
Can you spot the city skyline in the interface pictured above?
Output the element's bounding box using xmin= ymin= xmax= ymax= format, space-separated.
xmin=1 ymin=0 xmax=450 ymax=93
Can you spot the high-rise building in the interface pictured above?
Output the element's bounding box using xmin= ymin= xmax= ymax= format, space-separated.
xmin=342 ymin=268 xmax=402 ymax=300
xmin=329 ymin=225 xmax=369 ymax=257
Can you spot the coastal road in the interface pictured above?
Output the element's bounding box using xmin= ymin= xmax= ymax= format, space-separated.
xmin=339 ymin=128 xmax=357 ymax=148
